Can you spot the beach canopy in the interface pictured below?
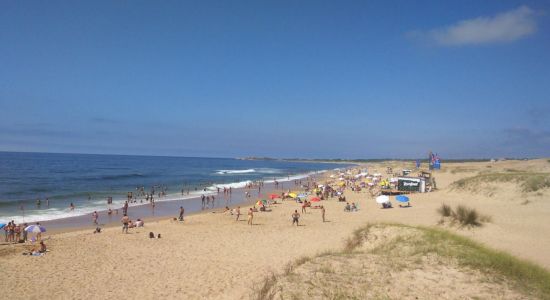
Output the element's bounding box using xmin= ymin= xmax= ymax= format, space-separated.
xmin=310 ymin=197 xmax=320 ymax=202
xmin=376 ymin=195 xmax=390 ymax=204
xmin=288 ymin=192 xmax=297 ymax=198
xmin=396 ymin=195 xmax=409 ymax=203
xmin=24 ymin=225 xmax=46 ymax=233
xmin=269 ymin=194 xmax=280 ymax=199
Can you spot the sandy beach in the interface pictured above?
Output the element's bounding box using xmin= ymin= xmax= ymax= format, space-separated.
xmin=1 ymin=159 xmax=550 ymax=299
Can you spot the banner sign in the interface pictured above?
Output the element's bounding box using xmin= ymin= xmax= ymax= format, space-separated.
xmin=397 ymin=177 xmax=421 ymax=191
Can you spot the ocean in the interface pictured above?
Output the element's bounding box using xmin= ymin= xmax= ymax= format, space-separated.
xmin=0 ymin=152 xmax=351 ymax=224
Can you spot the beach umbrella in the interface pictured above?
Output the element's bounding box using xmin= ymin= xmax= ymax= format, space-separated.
xmin=288 ymin=192 xmax=297 ymax=198
xmin=376 ymin=195 xmax=390 ymax=204
xmin=297 ymin=193 xmax=308 ymax=199
xmin=396 ymin=195 xmax=409 ymax=203
xmin=269 ymin=194 xmax=280 ymax=199
xmin=0 ymin=223 xmax=5 ymax=229
xmin=256 ymin=200 xmax=267 ymax=206
xmin=310 ymin=197 xmax=320 ymax=202
xmin=24 ymin=225 xmax=46 ymax=233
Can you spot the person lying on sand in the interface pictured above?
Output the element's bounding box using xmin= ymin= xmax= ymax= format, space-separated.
xmin=25 ymin=241 xmax=47 ymax=256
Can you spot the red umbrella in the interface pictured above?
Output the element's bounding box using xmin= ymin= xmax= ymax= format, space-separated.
xmin=310 ymin=197 xmax=321 ymax=202
xmin=269 ymin=194 xmax=280 ymax=199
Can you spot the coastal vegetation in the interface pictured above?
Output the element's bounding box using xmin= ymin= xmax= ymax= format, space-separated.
xmin=451 ymin=172 xmax=550 ymax=193
xmin=251 ymin=224 xmax=550 ymax=300
xmin=437 ymin=204 xmax=492 ymax=227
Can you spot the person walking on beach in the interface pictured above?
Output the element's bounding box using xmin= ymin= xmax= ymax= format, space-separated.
xmin=236 ymin=206 xmax=241 ymax=221
xmin=201 ymin=194 xmax=206 ymax=208
xmin=92 ymin=211 xmax=98 ymax=225
xmin=321 ymin=206 xmax=326 ymax=222
xmin=247 ymin=208 xmax=254 ymax=225
xmin=292 ymin=210 xmax=300 ymax=226
xmin=179 ymin=206 xmax=185 ymax=221
xmin=121 ymin=214 xmax=130 ymax=234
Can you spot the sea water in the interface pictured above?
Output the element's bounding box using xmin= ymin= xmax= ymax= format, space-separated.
xmin=0 ymin=152 xmax=350 ymax=223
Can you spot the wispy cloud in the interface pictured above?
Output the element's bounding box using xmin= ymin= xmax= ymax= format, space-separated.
xmin=410 ymin=6 xmax=537 ymax=46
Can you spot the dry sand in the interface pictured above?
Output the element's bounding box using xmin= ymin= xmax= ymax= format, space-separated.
xmin=1 ymin=159 xmax=549 ymax=299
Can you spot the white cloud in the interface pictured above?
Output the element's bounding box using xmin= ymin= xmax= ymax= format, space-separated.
xmin=415 ymin=6 xmax=537 ymax=46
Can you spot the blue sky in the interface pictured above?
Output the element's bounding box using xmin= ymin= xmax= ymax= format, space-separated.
xmin=1 ymin=1 xmax=549 ymax=158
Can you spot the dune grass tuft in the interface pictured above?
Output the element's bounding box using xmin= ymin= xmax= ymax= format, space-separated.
xmin=251 ymin=272 xmax=278 ymax=300
xmin=437 ymin=203 xmax=452 ymax=217
xmin=437 ymin=204 xmax=490 ymax=228
xmin=343 ymin=225 xmax=372 ymax=253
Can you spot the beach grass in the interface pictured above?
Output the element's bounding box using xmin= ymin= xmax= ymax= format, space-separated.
xmin=252 ymin=223 xmax=550 ymax=299
xmin=437 ymin=203 xmax=452 ymax=217
xmin=418 ymin=226 xmax=550 ymax=299
xmin=437 ymin=204 xmax=491 ymax=227
xmin=451 ymin=172 xmax=550 ymax=193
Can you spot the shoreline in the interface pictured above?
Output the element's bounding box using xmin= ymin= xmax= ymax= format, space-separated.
xmin=11 ymin=169 xmax=338 ymax=233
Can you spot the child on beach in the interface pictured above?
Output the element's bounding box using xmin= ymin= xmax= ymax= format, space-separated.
xmin=292 ymin=210 xmax=300 ymax=226
xmin=121 ymin=214 xmax=130 ymax=234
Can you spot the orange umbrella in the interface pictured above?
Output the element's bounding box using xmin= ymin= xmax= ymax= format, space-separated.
xmin=310 ymin=197 xmax=321 ymax=202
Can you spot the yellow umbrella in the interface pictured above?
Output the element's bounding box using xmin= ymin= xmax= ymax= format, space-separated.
xmin=288 ymin=192 xmax=297 ymax=198
xmin=338 ymin=182 xmax=346 ymax=187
